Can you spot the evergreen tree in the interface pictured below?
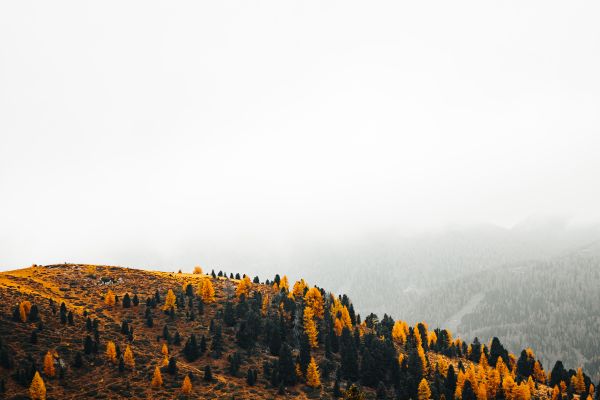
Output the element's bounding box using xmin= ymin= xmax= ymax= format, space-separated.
xmin=204 ymin=365 xmax=213 ymax=381
xmin=122 ymin=293 xmax=131 ymax=308
xmin=167 ymin=357 xmax=177 ymax=375
xmin=278 ymin=344 xmax=296 ymax=385
xmin=211 ymin=326 xmax=224 ymax=358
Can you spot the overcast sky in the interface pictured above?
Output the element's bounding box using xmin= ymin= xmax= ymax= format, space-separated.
xmin=1 ymin=1 xmax=599 ymax=269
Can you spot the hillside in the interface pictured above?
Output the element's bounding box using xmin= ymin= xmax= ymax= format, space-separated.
xmin=393 ymin=243 xmax=600 ymax=381
xmin=0 ymin=264 xmax=595 ymax=400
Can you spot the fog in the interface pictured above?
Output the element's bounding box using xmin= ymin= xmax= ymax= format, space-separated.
xmin=1 ymin=1 xmax=600 ymax=271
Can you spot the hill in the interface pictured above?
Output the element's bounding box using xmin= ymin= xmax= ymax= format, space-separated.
xmin=0 ymin=264 xmax=595 ymax=399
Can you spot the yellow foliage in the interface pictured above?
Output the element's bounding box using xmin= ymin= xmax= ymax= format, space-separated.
xmin=477 ymin=382 xmax=488 ymax=400
xmin=304 ymin=287 xmax=324 ymax=319
xmin=151 ymin=366 xmax=163 ymax=387
xmin=29 ymin=371 xmax=46 ymax=400
xmin=43 ymin=351 xmax=55 ymax=377
xmin=162 ymin=289 xmax=177 ymax=311
xmin=306 ymin=357 xmax=321 ymax=388
xmin=105 ymin=289 xmax=116 ymax=306
xmin=418 ymin=378 xmax=431 ymax=400
xmin=161 ymin=343 xmax=169 ymax=356
xmin=551 ymin=385 xmax=560 ymax=400
xmin=181 ymin=374 xmax=192 ymax=394
xmin=392 ymin=320 xmax=408 ymax=344
xmin=292 ymin=278 xmax=307 ymax=298
xmin=236 ymin=276 xmax=253 ymax=298
xmin=533 ymin=361 xmax=546 ymax=383
xmin=333 ymin=317 xmax=344 ymax=337
xmin=193 ymin=266 xmax=203 ymax=274
xmin=574 ymin=367 xmax=586 ymax=394
xmin=261 ymin=293 xmax=269 ymax=316
xmin=279 ymin=275 xmax=289 ymax=292
xmin=106 ymin=341 xmax=117 ymax=364
xmin=19 ymin=300 xmax=32 ymax=322
xmin=502 ymin=375 xmax=516 ymax=400
xmin=123 ymin=345 xmax=135 ymax=369
xmin=198 ymin=278 xmax=215 ymax=303
xmin=304 ymin=306 xmax=318 ymax=348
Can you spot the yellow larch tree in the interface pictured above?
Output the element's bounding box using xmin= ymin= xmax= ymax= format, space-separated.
xmin=392 ymin=320 xmax=408 ymax=344
xmin=43 ymin=351 xmax=55 ymax=377
xmin=303 ymin=306 xmax=318 ymax=348
xmin=417 ymin=344 xmax=428 ymax=376
xmin=279 ymin=275 xmax=289 ymax=292
xmin=477 ymin=382 xmax=488 ymax=400
xmin=292 ymin=279 xmax=307 ymax=298
xmin=29 ymin=371 xmax=46 ymax=400
xmin=19 ymin=300 xmax=32 ymax=322
xmin=517 ymin=382 xmax=531 ymax=400
xmin=261 ymin=293 xmax=269 ymax=316
xmin=496 ymin=357 xmax=509 ymax=379
xmin=236 ymin=276 xmax=253 ymax=298
xmin=304 ymin=287 xmax=324 ymax=319
xmin=428 ymin=331 xmax=438 ymax=348
xmin=181 ymin=374 xmax=192 ymax=394
xmin=193 ymin=266 xmax=203 ymax=274
xmin=162 ymin=289 xmax=177 ymax=311
xmin=551 ymin=385 xmax=560 ymax=400
xmin=105 ymin=289 xmax=116 ymax=306
xmin=502 ymin=375 xmax=516 ymax=400
xmin=487 ymin=369 xmax=500 ymax=400
xmin=198 ymin=278 xmax=215 ymax=303
xmin=106 ymin=341 xmax=117 ymax=364
xmin=123 ymin=345 xmax=135 ymax=369
xmin=533 ymin=361 xmax=546 ymax=384
xmin=306 ymin=357 xmax=321 ymax=388
xmin=151 ymin=366 xmax=163 ymax=387
xmin=161 ymin=343 xmax=169 ymax=356
xmin=333 ymin=318 xmax=344 ymax=336
xmin=574 ymin=367 xmax=586 ymax=394
xmin=479 ymin=353 xmax=489 ymax=370
xmin=418 ymin=378 xmax=431 ymax=400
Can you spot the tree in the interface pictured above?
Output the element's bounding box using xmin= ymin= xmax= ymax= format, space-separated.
xmin=204 ymin=365 xmax=213 ymax=381
xmin=123 ymin=345 xmax=135 ymax=369
xmin=344 ymin=384 xmax=366 ymax=400
xmin=304 ymin=287 xmax=324 ymax=319
xmin=198 ymin=278 xmax=215 ymax=303
xmin=418 ymin=378 xmax=431 ymax=400
xmin=29 ymin=371 xmax=46 ymax=400
xmin=193 ymin=266 xmax=203 ymax=274
xmin=43 ymin=351 xmax=55 ymax=377
xmin=161 ymin=343 xmax=169 ymax=356
xmin=167 ymin=357 xmax=177 ymax=375
xmin=151 ymin=366 xmax=163 ymax=387
xmin=279 ymin=275 xmax=289 ymax=292
xmin=163 ymin=289 xmax=177 ymax=311
xmin=392 ymin=320 xmax=408 ymax=344
xmin=181 ymin=374 xmax=192 ymax=394
xmin=304 ymin=306 xmax=318 ymax=349
xmin=236 ymin=276 xmax=253 ymax=298
xmin=293 ymin=279 xmax=308 ymax=298
xmin=106 ymin=341 xmax=117 ymax=364
xmin=306 ymin=357 xmax=321 ymax=388
xmin=105 ymin=289 xmax=116 ymax=306
xmin=574 ymin=367 xmax=586 ymax=395
xmin=19 ymin=301 xmax=31 ymax=322
xmin=261 ymin=293 xmax=269 ymax=316
xmin=122 ymin=293 xmax=131 ymax=308
xmin=278 ymin=344 xmax=296 ymax=385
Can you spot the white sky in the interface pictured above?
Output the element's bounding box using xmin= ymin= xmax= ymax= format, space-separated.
xmin=1 ymin=1 xmax=599 ymax=269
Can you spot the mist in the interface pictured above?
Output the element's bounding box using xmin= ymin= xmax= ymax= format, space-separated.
xmin=2 ymin=0 xmax=600 ymax=271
